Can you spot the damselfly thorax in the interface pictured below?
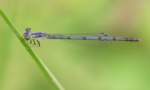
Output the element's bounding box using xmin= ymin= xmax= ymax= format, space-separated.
xmin=23 ymin=28 xmax=140 ymax=47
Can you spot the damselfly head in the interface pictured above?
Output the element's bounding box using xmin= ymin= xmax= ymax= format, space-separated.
xmin=23 ymin=27 xmax=32 ymax=40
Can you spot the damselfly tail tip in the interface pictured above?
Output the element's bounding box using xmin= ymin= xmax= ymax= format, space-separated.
xmin=127 ymin=38 xmax=141 ymax=42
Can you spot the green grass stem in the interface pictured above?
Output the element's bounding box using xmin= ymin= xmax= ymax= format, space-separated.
xmin=0 ymin=9 xmax=64 ymax=90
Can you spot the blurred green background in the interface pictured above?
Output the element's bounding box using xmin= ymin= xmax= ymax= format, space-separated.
xmin=0 ymin=0 xmax=150 ymax=90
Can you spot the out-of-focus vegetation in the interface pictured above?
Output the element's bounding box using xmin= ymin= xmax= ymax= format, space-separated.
xmin=0 ymin=0 xmax=150 ymax=90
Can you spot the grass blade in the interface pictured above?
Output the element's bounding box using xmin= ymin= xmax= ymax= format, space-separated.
xmin=0 ymin=9 xmax=64 ymax=90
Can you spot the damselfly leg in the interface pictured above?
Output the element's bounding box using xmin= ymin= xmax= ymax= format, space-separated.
xmin=36 ymin=40 xmax=40 ymax=47
xmin=29 ymin=39 xmax=40 ymax=47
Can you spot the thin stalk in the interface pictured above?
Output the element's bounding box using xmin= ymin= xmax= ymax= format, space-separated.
xmin=0 ymin=9 xmax=64 ymax=90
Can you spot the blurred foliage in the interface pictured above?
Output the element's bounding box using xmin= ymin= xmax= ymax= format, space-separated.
xmin=0 ymin=0 xmax=150 ymax=90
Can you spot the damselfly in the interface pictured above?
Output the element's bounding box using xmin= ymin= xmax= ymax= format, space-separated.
xmin=23 ymin=28 xmax=140 ymax=47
